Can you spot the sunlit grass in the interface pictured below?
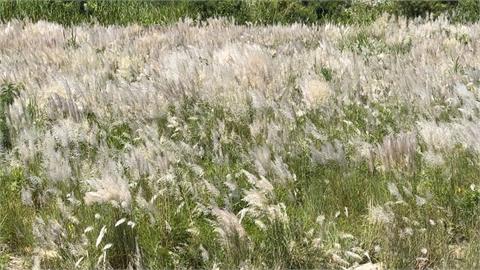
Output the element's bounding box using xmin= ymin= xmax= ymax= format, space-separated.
xmin=1 ymin=16 xmax=480 ymax=269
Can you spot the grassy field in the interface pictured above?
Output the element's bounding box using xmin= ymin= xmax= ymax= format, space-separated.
xmin=1 ymin=15 xmax=480 ymax=269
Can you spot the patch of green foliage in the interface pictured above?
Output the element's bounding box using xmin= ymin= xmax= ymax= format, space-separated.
xmin=0 ymin=0 xmax=479 ymax=26
xmin=339 ymin=29 xmax=412 ymax=55
xmin=0 ymin=81 xmax=22 ymax=150
xmin=0 ymin=168 xmax=34 ymax=253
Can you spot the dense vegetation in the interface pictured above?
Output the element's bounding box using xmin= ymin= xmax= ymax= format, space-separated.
xmin=1 ymin=0 xmax=480 ymax=26
xmin=2 ymin=0 xmax=480 ymax=269
xmin=1 ymin=15 xmax=480 ymax=269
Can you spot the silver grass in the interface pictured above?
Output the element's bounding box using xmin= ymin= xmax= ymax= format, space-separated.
xmin=375 ymin=132 xmax=416 ymax=172
xmin=84 ymin=172 xmax=132 ymax=209
xmin=1 ymin=17 xmax=480 ymax=269
xmin=367 ymin=204 xmax=394 ymax=225
xmin=211 ymin=207 xmax=247 ymax=247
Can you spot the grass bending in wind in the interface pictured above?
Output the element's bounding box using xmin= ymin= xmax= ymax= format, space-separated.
xmin=1 ymin=16 xmax=480 ymax=269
